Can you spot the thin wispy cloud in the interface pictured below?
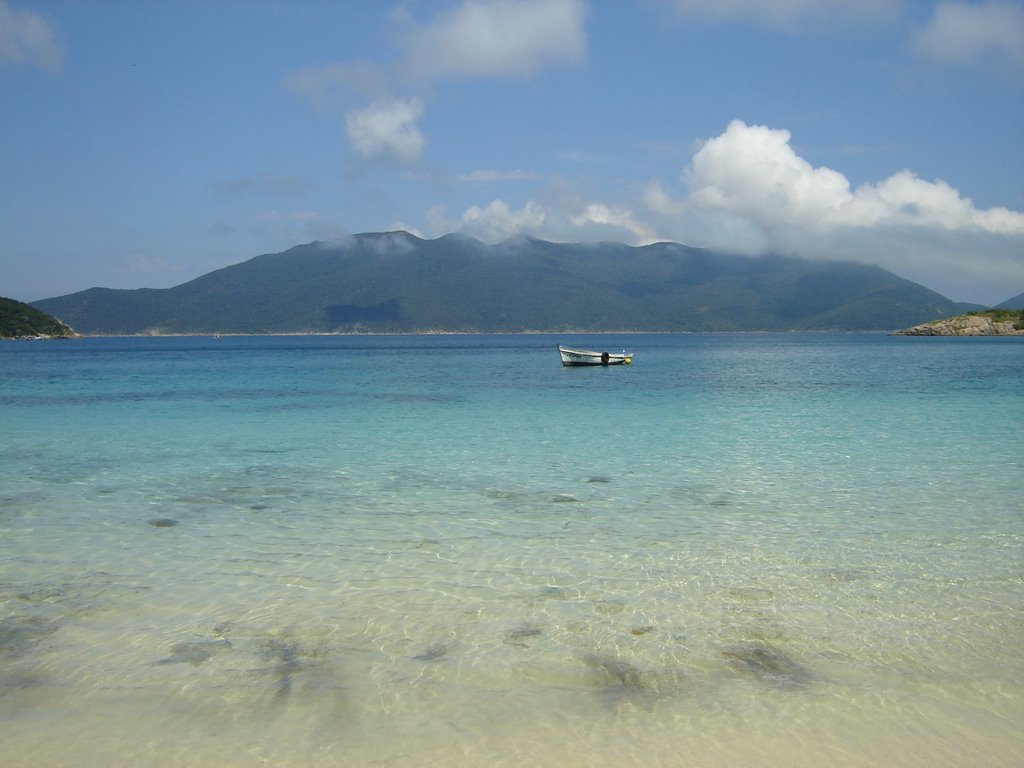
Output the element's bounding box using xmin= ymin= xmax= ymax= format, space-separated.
xmin=455 ymin=169 xmax=539 ymax=182
xmin=0 ymin=0 xmax=62 ymax=73
xmin=396 ymin=0 xmax=587 ymax=81
xmin=655 ymin=0 xmax=898 ymax=28
xmin=213 ymin=173 xmax=315 ymax=197
xmin=912 ymin=0 xmax=1024 ymax=74
xmin=115 ymin=253 xmax=179 ymax=276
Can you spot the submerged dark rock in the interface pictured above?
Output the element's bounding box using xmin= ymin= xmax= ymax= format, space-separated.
xmin=582 ymin=652 xmax=646 ymax=691
xmin=504 ymin=627 xmax=543 ymax=647
xmin=722 ymin=643 xmax=811 ymax=687
xmin=581 ymin=651 xmax=692 ymax=700
xmin=155 ymin=638 xmax=232 ymax=666
xmin=819 ymin=567 xmax=871 ymax=583
xmin=536 ymin=585 xmax=578 ymax=600
xmin=0 ymin=672 xmax=46 ymax=696
xmin=412 ymin=642 xmax=449 ymax=662
xmin=256 ymin=638 xmax=304 ymax=705
xmin=0 ymin=617 xmax=60 ymax=657
xmin=147 ymin=518 xmax=180 ymax=528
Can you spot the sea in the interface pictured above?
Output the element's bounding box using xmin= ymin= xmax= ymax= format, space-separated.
xmin=1 ymin=333 xmax=1021 ymax=768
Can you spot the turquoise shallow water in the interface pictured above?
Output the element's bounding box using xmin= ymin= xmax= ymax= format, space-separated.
xmin=1 ymin=333 xmax=1022 ymax=767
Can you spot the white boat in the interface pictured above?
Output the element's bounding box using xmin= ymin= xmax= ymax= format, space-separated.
xmin=558 ymin=344 xmax=633 ymax=366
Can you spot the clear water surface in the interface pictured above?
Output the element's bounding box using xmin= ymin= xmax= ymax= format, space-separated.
xmin=1 ymin=333 xmax=1022 ymax=767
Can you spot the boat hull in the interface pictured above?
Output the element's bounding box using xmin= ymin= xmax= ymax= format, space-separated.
xmin=558 ymin=345 xmax=633 ymax=366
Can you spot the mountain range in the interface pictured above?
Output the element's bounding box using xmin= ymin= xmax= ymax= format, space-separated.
xmin=31 ymin=232 xmax=986 ymax=335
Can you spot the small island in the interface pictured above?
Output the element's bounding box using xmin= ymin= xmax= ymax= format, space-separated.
xmin=896 ymin=309 xmax=1024 ymax=336
xmin=0 ymin=297 xmax=78 ymax=339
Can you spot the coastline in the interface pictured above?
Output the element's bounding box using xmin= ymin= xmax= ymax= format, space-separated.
xmin=6 ymin=328 xmax=897 ymax=339
xmin=895 ymin=311 xmax=1024 ymax=336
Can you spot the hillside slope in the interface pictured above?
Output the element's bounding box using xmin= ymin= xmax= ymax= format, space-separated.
xmin=1 ymin=296 xmax=77 ymax=339
xmin=33 ymin=232 xmax=980 ymax=334
xmin=995 ymin=291 xmax=1024 ymax=310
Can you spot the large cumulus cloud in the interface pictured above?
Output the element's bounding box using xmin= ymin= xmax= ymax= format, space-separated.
xmin=657 ymin=121 xmax=1024 ymax=300
xmin=681 ymin=120 xmax=1024 ymax=237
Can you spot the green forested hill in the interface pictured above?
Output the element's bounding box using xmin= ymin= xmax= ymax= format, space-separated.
xmin=32 ymin=232 xmax=981 ymax=334
xmin=0 ymin=297 xmax=77 ymax=338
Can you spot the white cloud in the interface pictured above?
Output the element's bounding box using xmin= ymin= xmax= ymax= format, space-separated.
xmin=398 ymin=0 xmax=586 ymax=81
xmin=287 ymin=1 xmax=587 ymax=167
xmin=643 ymin=178 xmax=769 ymax=252
xmin=0 ymin=0 xmax=62 ymax=73
xmin=681 ymin=120 xmax=1024 ymax=238
xmin=434 ymin=196 xmax=659 ymax=246
xmin=656 ymin=0 xmax=896 ymax=28
xmin=288 ymin=0 xmax=587 ymax=102
xmin=639 ymin=119 xmax=1024 ymax=301
xmin=453 ymin=199 xmax=548 ymax=241
xmin=685 ymin=121 xmax=854 ymax=232
xmin=569 ymin=202 xmax=660 ymax=244
xmin=912 ymin=1 xmax=1024 ymax=72
xmin=386 ymin=220 xmax=425 ymax=239
xmin=345 ymin=98 xmax=425 ymax=164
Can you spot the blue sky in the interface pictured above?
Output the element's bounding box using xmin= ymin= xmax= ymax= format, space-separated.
xmin=2 ymin=0 xmax=1022 ymax=305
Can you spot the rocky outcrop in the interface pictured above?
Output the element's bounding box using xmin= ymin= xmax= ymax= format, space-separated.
xmin=897 ymin=312 xmax=1024 ymax=336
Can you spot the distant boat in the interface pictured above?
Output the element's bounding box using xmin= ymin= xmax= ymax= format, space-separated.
xmin=558 ymin=344 xmax=633 ymax=366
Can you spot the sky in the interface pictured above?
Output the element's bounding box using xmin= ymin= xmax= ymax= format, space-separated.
xmin=2 ymin=0 xmax=1023 ymax=306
